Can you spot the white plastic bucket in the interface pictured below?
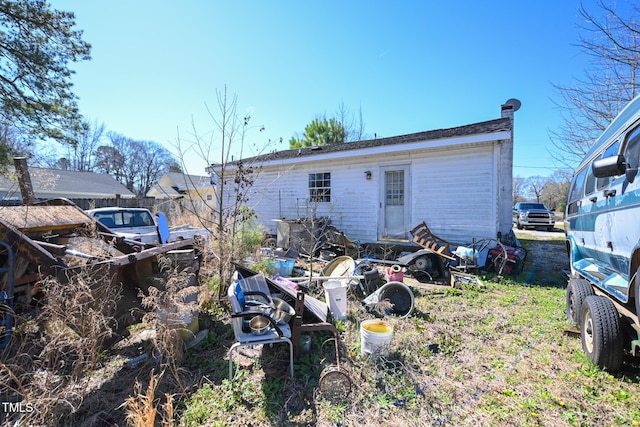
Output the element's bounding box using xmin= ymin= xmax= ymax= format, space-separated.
xmin=323 ymin=280 xmax=348 ymax=320
xmin=360 ymin=319 xmax=394 ymax=355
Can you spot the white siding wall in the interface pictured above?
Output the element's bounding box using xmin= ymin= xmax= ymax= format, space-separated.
xmin=410 ymin=145 xmax=496 ymax=244
xmin=244 ymin=141 xmax=499 ymax=245
xmin=247 ymin=161 xmax=380 ymax=242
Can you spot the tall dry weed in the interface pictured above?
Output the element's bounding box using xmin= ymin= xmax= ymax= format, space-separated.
xmin=0 ymin=265 xmax=121 ymax=425
xmin=123 ymin=369 xmax=175 ymax=427
xmin=139 ymin=253 xmax=200 ymax=392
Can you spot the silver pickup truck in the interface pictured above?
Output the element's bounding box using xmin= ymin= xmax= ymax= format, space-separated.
xmin=512 ymin=202 xmax=556 ymax=231
xmin=85 ymin=207 xmax=208 ymax=246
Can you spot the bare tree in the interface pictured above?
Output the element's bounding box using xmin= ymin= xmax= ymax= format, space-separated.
xmin=550 ymin=1 xmax=640 ymax=168
xmin=136 ymin=139 xmax=176 ymax=196
xmin=0 ymin=120 xmax=31 ymax=172
xmin=512 ymin=176 xmax=527 ymax=204
xmin=174 ymin=87 xmax=281 ymax=300
xmin=97 ymin=132 xmax=175 ymax=196
xmin=336 ymin=101 xmax=367 ymax=142
xmin=61 ymin=119 xmax=106 ymax=172
xmin=540 ymin=171 xmax=572 ymax=211
xmin=94 ymin=144 xmax=125 ymax=182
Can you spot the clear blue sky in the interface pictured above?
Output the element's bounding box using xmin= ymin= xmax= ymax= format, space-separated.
xmin=52 ymin=1 xmax=595 ymax=177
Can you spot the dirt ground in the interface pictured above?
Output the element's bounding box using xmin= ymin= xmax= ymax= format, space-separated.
xmin=514 ymin=227 xmax=570 ymax=286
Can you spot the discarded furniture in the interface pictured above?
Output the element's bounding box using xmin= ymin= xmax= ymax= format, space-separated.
xmin=227 ymin=281 xmax=294 ymax=379
xmin=234 ymin=264 xmax=339 ymax=359
xmin=410 ymin=222 xmax=455 ymax=260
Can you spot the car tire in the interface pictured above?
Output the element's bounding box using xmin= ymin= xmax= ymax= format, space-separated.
xmin=547 ymin=226 xmax=554 ymax=232
xmin=580 ymin=296 xmax=624 ymax=372
xmin=516 ymin=220 xmax=523 ymax=230
xmin=566 ymin=277 xmax=594 ymax=327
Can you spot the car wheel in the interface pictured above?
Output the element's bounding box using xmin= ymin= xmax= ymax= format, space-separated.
xmin=566 ymin=277 xmax=594 ymax=327
xmin=580 ymin=296 xmax=624 ymax=372
xmin=516 ymin=220 xmax=523 ymax=230
xmin=547 ymin=226 xmax=554 ymax=232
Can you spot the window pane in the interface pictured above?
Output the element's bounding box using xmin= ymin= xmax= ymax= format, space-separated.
xmin=385 ymin=171 xmax=404 ymax=206
xmin=309 ymin=172 xmax=331 ymax=202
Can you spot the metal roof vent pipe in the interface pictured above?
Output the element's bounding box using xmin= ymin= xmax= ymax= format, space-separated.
xmin=501 ymin=98 xmax=521 ymax=120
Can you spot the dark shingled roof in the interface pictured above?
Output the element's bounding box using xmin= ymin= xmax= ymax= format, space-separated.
xmin=0 ymin=167 xmax=135 ymax=198
xmin=233 ymin=117 xmax=512 ymax=165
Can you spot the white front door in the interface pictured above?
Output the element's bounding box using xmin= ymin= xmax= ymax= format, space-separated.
xmin=379 ymin=165 xmax=410 ymax=240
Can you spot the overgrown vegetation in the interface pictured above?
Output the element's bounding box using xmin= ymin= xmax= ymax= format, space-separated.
xmin=2 ymin=225 xmax=639 ymax=426
xmin=178 ymin=231 xmax=639 ymax=426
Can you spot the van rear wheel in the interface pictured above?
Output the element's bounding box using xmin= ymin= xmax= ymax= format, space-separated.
xmin=580 ymin=296 xmax=624 ymax=372
xmin=566 ymin=278 xmax=594 ymax=327
xmin=635 ymin=267 xmax=640 ymax=319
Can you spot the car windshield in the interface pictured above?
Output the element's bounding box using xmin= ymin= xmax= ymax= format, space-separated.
xmin=95 ymin=210 xmax=155 ymax=228
xmin=519 ymin=203 xmax=546 ymax=210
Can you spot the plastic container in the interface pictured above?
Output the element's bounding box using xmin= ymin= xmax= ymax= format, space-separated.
xmin=323 ymin=280 xmax=348 ymax=320
xmin=322 ymin=256 xmax=356 ymax=287
xmin=360 ymin=319 xmax=394 ymax=355
xmin=386 ymin=265 xmax=404 ymax=282
xmin=272 ymin=257 xmax=295 ymax=277
xmin=377 ymin=282 xmax=415 ymax=318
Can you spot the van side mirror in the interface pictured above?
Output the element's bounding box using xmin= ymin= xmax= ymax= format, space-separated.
xmin=592 ymin=154 xmax=638 ymax=183
xmin=592 ymin=155 xmax=626 ymax=178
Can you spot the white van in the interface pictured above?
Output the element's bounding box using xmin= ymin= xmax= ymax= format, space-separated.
xmin=565 ymin=95 xmax=640 ymax=371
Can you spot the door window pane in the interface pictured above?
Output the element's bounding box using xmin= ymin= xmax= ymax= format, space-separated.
xmin=385 ymin=171 xmax=404 ymax=206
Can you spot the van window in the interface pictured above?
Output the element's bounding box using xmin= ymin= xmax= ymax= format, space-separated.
xmin=585 ymin=164 xmax=596 ymax=196
xmin=596 ymin=139 xmax=621 ymax=190
xmin=567 ymin=167 xmax=588 ymax=215
xmin=623 ymin=125 xmax=640 ymax=171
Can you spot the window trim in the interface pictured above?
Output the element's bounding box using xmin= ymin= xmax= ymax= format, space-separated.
xmin=309 ymin=172 xmax=331 ymax=203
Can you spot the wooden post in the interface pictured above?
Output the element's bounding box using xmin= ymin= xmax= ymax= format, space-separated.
xmin=13 ymin=157 xmax=35 ymax=205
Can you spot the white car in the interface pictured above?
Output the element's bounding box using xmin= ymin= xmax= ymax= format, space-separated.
xmin=86 ymin=207 xmax=208 ymax=245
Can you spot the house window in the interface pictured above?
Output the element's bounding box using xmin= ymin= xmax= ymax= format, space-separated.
xmin=309 ymin=172 xmax=331 ymax=202
xmin=206 ymin=194 xmax=212 ymax=201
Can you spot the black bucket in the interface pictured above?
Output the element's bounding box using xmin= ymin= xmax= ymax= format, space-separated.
xmin=377 ymin=282 xmax=415 ymax=318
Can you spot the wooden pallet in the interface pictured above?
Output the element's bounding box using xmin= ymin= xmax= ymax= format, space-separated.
xmin=410 ymin=221 xmax=455 ymax=260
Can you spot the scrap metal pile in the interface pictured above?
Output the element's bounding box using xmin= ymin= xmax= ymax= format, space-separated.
xmin=0 ymin=198 xmax=201 ymax=350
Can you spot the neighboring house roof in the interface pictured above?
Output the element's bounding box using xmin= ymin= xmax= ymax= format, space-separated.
xmin=146 ymin=172 xmax=212 ymax=199
xmin=0 ymin=167 xmax=135 ymax=201
xmin=225 ymin=117 xmax=511 ymax=166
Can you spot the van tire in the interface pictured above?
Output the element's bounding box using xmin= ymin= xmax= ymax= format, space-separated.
xmin=566 ymin=278 xmax=594 ymax=327
xmin=580 ymin=296 xmax=624 ymax=372
xmin=635 ymin=266 xmax=640 ymax=319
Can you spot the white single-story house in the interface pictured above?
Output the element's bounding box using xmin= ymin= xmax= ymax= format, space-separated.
xmin=213 ymin=101 xmax=518 ymax=246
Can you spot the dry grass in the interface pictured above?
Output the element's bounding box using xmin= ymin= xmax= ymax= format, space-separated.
xmin=3 ymin=230 xmax=639 ymax=426
xmin=178 ymin=232 xmax=640 ymax=427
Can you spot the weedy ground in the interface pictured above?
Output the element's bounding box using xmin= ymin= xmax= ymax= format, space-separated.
xmin=177 ymin=230 xmax=640 ymax=427
xmin=3 ymin=229 xmax=640 ymax=426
